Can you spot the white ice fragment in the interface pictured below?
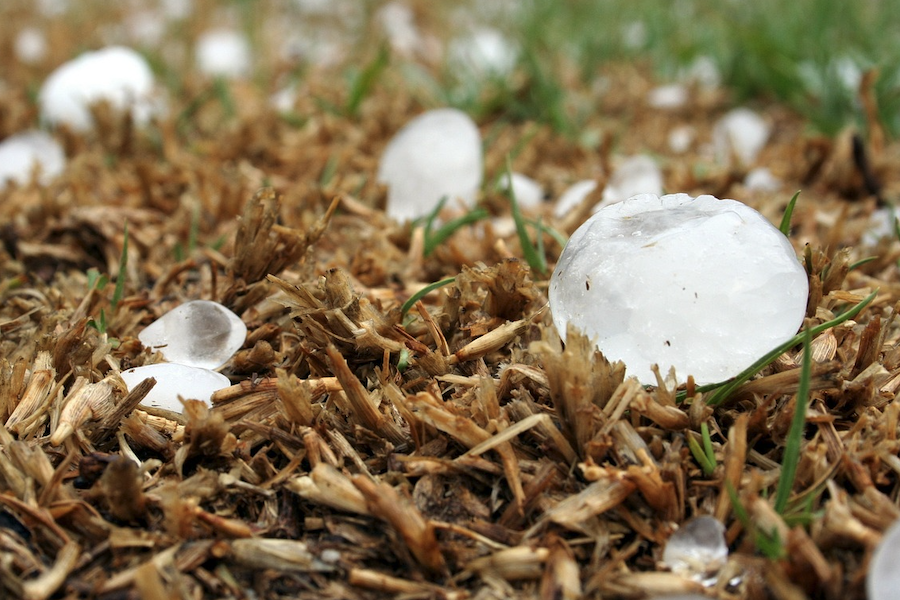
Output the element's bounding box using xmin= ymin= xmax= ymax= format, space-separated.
xmin=743 ymin=167 xmax=781 ymax=192
xmin=682 ymin=55 xmax=721 ymax=89
xmin=120 ymin=363 xmax=229 ymax=412
xmin=648 ymin=84 xmax=688 ymax=110
xmin=377 ymin=108 xmax=482 ymax=222
xmin=713 ymin=108 xmax=770 ymax=167
xmin=39 ymin=46 xmax=160 ymax=131
xmin=601 ymin=155 xmax=663 ymax=207
xmin=549 ymin=193 xmax=808 ymax=385
xmin=447 ymin=27 xmax=518 ymax=79
xmin=554 ymin=180 xmax=598 ymax=218
xmin=0 ymin=131 xmax=66 ymax=188
xmin=668 ymin=125 xmax=695 ymax=154
xmin=196 ymin=29 xmax=251 ymax=78
xmin=139 ymin=300 xmax=247 ymax=370
xmin=501 ymin=172 xmax=543 ymax=209
xmin=15 ymin=28 xmax=48 ymax=64
xmin=868 ymin=518 xmax=900 ymax=600
xmin=377 ymin=2 xmax=422 ymax=57
xmin=662 ymin=516 xmax=728 ymax=580
xmin=863 ymin=207 xmax=897 ymax=246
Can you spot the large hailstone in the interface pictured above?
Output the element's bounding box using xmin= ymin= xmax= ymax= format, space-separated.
xmin=120 ymin=363 xmax=229 ymax=412
xmin=0 ymin=131 xmax=65 ymax=188
xmin=549 ymin=193 xmax=808 ymax=384
xmin=139 ymin=300 xmax=247 ymax=370
xmin=39 ymin=46 xmax=159 ymax=131
xmin=377 ymin=108 xmax=482 ymax=222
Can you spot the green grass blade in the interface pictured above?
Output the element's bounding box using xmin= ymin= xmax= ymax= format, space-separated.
xmin=345 ymin=44 xmax=390 ymax=117
xmin=525 ymin=218 xmax=568 ymax=248
xmin=213 ymin=77 xmax=236 ymax=118
xmin=779 ymin=190 xmax=800 ymax=236
xmin=507 ymin=157 xmax=547 ymax=275
xmin=111 ymin=223 xmax=129 ymax=311
xmin=703 ymin=289 xmax=876 ymax=406
xmin=688 ymin=430 xmax=716 ymax=476
xmin=401 ymin=277 xmax=456 ymax=317
xmin=848 ymin=256 xmax=877 ymax=271
xmin=423 ymin=208 xmax=489 ymax=256
xmin=774 ymin=327 xmax=812 ymax=514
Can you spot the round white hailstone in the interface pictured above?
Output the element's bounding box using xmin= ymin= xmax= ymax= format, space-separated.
xmin=662 ymin=516 xmax=728 ymax=580
xmin=269 ymin=85 xmax=297 ymax=114
xmin=15 ymin=28 xmax=48 ymax=64
xmin=120 ymin=363 xmax=230 ymax=413
xmin=648 ymin=84 xmax=688 ymax=110
xmin=668 ymin=125 xmax=695 ymax=154
xmin=377 ymin=108 xmax=483 ymax=222
xmin=501 ymin=172 xmax=544 ymax=209
xmin=743 ymin=167 xmax=781 ymax=192
xmin=712 ymin=108 xmax=770 ymax=167
xmin=601 ymin=155 xmax=663 ymax=207
xmin=39 ymin=46 xmax=158 ymax=131
xmin=554 ymin=179 xmax=598 ymax=218
xmin=0 ymin=131 xmax=66 ymax=188
xmin=549 ymin=193 xmax=808 ymax=385
xmin=195 ymin=29 xmax=251 ymax=78
xmin=139 ymin=300 xmax=247 ymax=370
xmin=868 ymin=518 xmax=900 ymax=600
xmin=447 ymin=27 xmax=518 ymax=79
xmin=377 ymin=2 xmax=422 ymax=57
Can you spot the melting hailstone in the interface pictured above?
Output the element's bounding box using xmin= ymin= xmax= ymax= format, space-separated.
xmin=120 ymin=363 xmax=229 ymax=412
xmin=554 ymin=179 xmax=598 ymax=218
xmin=139 ymin=300 xmax=247 ymax=370
xmin=549 ymin=193 xmax=808 ymax=385
xmin=601 ymin=154 xmax=664 ymax=207
xmin=712 ymin=108 xmax=770 ymax=167
xmin=868 ymin=518 xmax=900 ymax=600
xmin=662 ymin=516 xmax=728 ymax=580
xmin=0 ymin=130 xmax=65 ymax=188
xmin=195 ymin=29 xmax=252 ymax=78
xmin=377 ymin=108 xmax=482 ymax=222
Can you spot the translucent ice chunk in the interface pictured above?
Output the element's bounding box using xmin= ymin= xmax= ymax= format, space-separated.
xmin=120 ymin=363 xmax=229 ymax=412
xmin=39 ymin=46 xmax=160 ymax=131
xmin=662 ymin=516 xmax=728 ymax=580
xmin=377 ymin=108 xmax=482 ymax=222
xmin=0 ymin=131 xmax=65 ymax=188
xmin=554 ymin=179 xmax=598 ymax=218
xmin=601 ymin=155 xmax=663 ymax=207
xmin=549 ymin=193 xmax=808 ymax=384
xmin=139 ymin=300 xmax=247 ymax=370
xmin=713 ymin=108 xmax=770 ymax=167
xmin=501 ymin=172 xmax=544 ymax=209
xmin=868 ymin=518 xmax=900 ymax=600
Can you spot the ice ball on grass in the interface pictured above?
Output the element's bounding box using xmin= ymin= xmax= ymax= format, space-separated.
xmin=196 ymin=29 xmax=252 ymax=78
xmin=377 ymin=108 xmax=482 ymax=222
xmin=447 ymin=27 xmax=518 ymax=80
xmin=39 ymin=46 xmax=159 ymax=131
xmin=549 ymin=193 xmax=808 ymax=385
xmin=869 ymin=518 xmax=900 ymax=600
xmin=500 ymin=172 xmax=544 ymax=209
xmin=602 ymin=155 xmax=664 ymax=207
xmin=139 ymin=300 xmax=247 ymax=370
xmin=554 ymin=179 xmax=599 ymax=218
xmin=0 ymin=131 xmax=65 ymax=188
xmin=662 ymin=516 xmax=728 ymax=582
xmin=713 ymin=108 xmax=770 ymax=167
xmin=120 ymin=363 xmax=229 ymax=413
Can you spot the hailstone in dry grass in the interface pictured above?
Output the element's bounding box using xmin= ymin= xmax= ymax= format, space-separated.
xmin=0 ymin=131 xmax=65 ymax=188
xmin=549 ymin=193 xmax=808 ymax=384
xmin=120 ymin=363 xmax=230 ymax=413
xmin=868 ymin=518 xmax=900 ymax=600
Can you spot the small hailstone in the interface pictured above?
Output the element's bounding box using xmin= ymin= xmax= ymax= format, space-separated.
xmin=621 ymin=21 xmax=647 ymax=49
xmin=139 ymin=300 xmax=247 ymax=370
xmin=0 ymin=131 xmax=66 ymax=188
xmin=14 ymin=28 xmax=48 ymax=64
xmin=868 ymin=518 xmax=900 ymax=600
xmin=662 ymin=516 xmax=728 ymax=580
xmin=196 ymin=29 xmax=252 ymax=78
xmin=377 ymin=2 xmax=422 ymax=57
xmin=863 ymin=207 xmax=897 ymax=246
xmin=743 ymin=167 xmax=781 ymax=192
xmin=554 ymin=180 xmax=598 ymax=218
xmin=647 ymin=84 xmax=688 ymax=110
xmin=501 ymin=172 xmax=544 ymax=209
xmin=120 ymin=363 xmax=229 ymax=412
xmin=683 ymin=55 xmax=721 ymax=89
xmin=668 ymin=125 xmax=695 ymax=154
xmin=39 ymin=46 xmax=159 ymax=131
xmin=601 ymin=155 xmax=663 ymax=207
xmin=377 ymin=108 xmax=482 ymax=222
xmin=161 ymin=0 xmax=193 ymax=20
xmin=447 ymin=27 xmax=518 ymax=79
xmin=549 ymin=193 xmax=808 ymax=384
xmin=712 ymin=108 xmax=770 ymax=167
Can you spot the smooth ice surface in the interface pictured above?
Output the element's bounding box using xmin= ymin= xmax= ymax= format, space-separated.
xmin=869 ymin=518 xmax=900 ymax=600
xmin=120 ymin=363 xmax=229 ymax=412
xmin=713 ymin=108 xmax=770 ymax=166
xmin=501 ymin=172 xmax=544 ymax=208
xmin=0 ymin=131 xmax=65 ymax=188
xmin=554 ymin=179 xmax=598 ymax=218
xmin=549 ymin=193 xmax=808 ymax=384
xmin=377 ymin=108 xmax=482 ymax=222
xmin=139 ymin=300 xmax=247 ymax=370
xmin=662 ymin=516 xmax=728 ymax=578
xmin=39 ymin=46 xmax=158 ymax=131
xmin=196 ymin=29 xmax=251 ymax=78
xmin=601 ymin=155 xmax=663 ymax=207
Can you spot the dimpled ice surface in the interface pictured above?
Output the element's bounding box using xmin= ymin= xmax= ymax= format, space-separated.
xmin=868 ymin=518 xmax=900 ymax=600
xmin=120 ymin=363 xmax=230 ymax=412
xmin=377 ymin=108 xmax=482 ymax=222
xmin=662 ymin=516 xmax=728 ymax=579
xmin=549 ymin=193 xmax=808 ymax=385
xmin=139 ymin=300 xmax=247 ymax=370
